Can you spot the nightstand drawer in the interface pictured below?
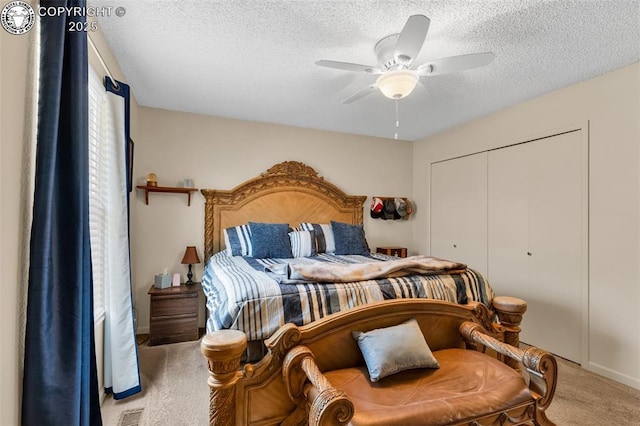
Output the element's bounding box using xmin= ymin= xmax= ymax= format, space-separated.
xmin=149 ymin=316 xmax=198 ymax=346
xmin=150 ymin=294 xmax=198 ymax=318
xmin=376 ymin=246 xmax=408 ymax=258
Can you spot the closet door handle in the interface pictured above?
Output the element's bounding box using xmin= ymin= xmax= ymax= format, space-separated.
xmin=527 ymin=252 xmax=532 ymax=256
xmin=453 ymin=244 xmax=457 ymax=248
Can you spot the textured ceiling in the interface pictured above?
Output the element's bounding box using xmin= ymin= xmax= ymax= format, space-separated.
xmin=91 ymin=0 xmax=640 ymax=141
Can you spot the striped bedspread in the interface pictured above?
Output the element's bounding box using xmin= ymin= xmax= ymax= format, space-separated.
xmin=202 ymin=251 xmax=495 ymax=342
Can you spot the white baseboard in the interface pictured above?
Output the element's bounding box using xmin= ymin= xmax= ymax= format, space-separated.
xmin=136 ymin=326 xmax=149 ymax=335
xmin=587 ymin=362 xmax=640 ymax=390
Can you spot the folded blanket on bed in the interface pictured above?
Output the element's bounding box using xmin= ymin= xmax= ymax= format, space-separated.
xmin=288 ymin=255 xmax=467 ymax=283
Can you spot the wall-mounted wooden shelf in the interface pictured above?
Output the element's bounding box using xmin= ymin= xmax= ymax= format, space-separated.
xmin=136 ymin=185 xmax=199 ymax=206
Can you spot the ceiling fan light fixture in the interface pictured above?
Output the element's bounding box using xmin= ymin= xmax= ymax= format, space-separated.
xmin=376 ymin=70 xmax=419 ymax=99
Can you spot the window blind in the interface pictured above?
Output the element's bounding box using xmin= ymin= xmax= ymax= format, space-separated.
xmin=88 ymin=68 xmax=107 ymax=322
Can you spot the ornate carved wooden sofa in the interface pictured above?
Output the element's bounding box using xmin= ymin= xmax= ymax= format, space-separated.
xmin=201 ymin=297 xmax=557 ymax=426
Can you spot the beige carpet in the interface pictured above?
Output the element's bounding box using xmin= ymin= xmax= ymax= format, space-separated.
xmin=545 ymin=356 xmax=640 ymax=425
xmin=101 ymin=339 xmax=209 ymax=426
xmin=101 ymin=338 xmax=640 ymax=425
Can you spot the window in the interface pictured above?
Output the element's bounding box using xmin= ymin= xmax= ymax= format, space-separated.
xmin=88 ymin=68 xmax=107 ymax=322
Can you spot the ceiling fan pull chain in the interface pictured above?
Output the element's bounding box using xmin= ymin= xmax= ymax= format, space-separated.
xmin=394 ymin=99 xmax=400 ymax=140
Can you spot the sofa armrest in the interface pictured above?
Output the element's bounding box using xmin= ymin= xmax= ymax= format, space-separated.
xmin=460 ymin=321 xmax=557 ymax=411
xmin=283 ymin=345 xmax=354 ymax=426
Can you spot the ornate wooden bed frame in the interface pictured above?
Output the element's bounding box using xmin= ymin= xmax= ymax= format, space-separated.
xmin=199 ymin=161 xmax=531 ymax=425
xmin=201 ymin=161 xmax=367 ymax=260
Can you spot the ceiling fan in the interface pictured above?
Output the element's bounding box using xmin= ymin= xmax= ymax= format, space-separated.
xmin=316 ymin=15 xmax=495 ymax=104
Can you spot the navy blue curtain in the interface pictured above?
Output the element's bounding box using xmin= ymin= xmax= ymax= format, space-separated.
xmin=22 ymin=0 xmax=102 ymax=424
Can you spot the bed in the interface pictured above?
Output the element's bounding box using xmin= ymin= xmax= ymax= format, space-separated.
xmin=203 ymin=251 xmax=493 ymax=356
xmin=199 ymin=161 xmax=528 ymax=425
xmin=201 ymin=161 xmax=495 ymax=360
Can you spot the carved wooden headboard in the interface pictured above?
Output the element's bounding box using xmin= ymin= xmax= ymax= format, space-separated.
xmin=201 ymin=161 xmax=367 ymax=260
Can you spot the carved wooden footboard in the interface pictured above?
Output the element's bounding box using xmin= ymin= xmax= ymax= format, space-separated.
xmin=200 ymin=296 xmax=533 ymax=426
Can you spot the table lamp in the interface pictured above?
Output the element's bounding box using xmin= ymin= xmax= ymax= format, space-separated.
xmin=181 ymin=246 xmax=201 ymax=284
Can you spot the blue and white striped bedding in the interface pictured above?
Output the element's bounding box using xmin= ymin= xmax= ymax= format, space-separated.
xmin=202 ymin=251 xmax=495 ymax=342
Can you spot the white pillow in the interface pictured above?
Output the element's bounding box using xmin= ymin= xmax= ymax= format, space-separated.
xmin=289 ymin=230 xmax=317 ymax=258
xmin=299 ymin=223 xmax=335 ymax=254
xmin=223 ymin=225 xmax=252 ymax=256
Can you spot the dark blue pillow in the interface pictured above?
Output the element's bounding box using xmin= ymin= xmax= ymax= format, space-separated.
xmin=331 ymin=221 xmax=369 ymax=256
xmin=248 ymin=222 xmax=293 ymax=258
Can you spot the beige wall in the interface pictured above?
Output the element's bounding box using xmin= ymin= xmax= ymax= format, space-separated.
xmin=0 ymin=12 xmax=32 ymax=424
xmin=413 ymin=63 xmax=640 ymax=389
xmin=132 ymin=108 xmax=414 ymax=333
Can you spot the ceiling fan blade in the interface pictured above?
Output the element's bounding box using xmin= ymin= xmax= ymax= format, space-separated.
xmin=394 ymin=15 xmax=430 ymax=65
xmin=315 ymin=60 xmax=381 ymax=74
xmin=343 ymin=85 xmax=378 ymax=104
xmin=417 ymin=52 xmax=495 ymax=76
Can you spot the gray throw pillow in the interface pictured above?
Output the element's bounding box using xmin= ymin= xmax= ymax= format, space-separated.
xmin=352 ymin=318 xmax=439 ymax=382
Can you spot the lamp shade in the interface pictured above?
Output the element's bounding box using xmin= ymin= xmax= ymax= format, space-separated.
xmin=376 ymin=70 xmax=419 ymax=99
xmin=181 ymin=246 xmax=201 ymax=264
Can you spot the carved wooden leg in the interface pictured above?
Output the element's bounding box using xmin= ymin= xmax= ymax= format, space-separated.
xmin=201 ymin=330 xmax=248 ymax=426
xmin=492 ymin=296 xmax=527 ymax=369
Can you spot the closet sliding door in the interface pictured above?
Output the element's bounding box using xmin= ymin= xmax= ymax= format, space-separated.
xmin=430 ymin=152 xmax=488 ymax=276
xmin=488 ymin=130 xmax=585 ymax=363
xmin=487 ymin=143 xmax=529 ymax=299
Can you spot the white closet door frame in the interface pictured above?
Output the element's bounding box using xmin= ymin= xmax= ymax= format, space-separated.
xmin=427 ymin=121 xmax=589 ymax=366
xmin=579 ymin=122 xmax=589 ymax=367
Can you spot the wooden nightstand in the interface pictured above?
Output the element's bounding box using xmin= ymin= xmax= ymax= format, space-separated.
xmin=376 ymin=246 xmax=408 ymax=258
xmin=148 ymin=282 xmax=201 ymax=346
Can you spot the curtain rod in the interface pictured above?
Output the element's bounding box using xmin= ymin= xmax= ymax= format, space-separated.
xmin=87 ymin=35 xmax=120 ymax=89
